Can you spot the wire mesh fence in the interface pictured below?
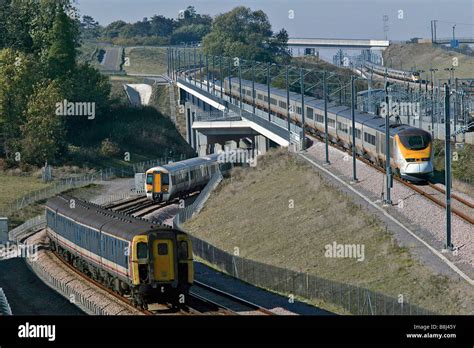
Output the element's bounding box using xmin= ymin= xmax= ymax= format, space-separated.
xmin=173 ymin=170 xmax=223 ymax=228
xmin=188 ymin=235 xmax=435 ymax=315
xmin=0 ymin=155 xmax=187 ymax=218
xmin=174 ymin=169 xmax=435 ymax=315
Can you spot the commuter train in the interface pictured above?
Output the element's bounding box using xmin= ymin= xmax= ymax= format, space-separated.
xmin=364 ymin=61 xmax=420 ymax=83
xmin=46 ymin=195 xmax=193 ymax=309
xmin=219 ymin=77 xmax=433 ymax=182
xmin=146 ymin=154 xmax=221 ymax=201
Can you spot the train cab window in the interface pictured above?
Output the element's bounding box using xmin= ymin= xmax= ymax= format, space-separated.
xmin=161 ymin=173 xmax=169 ymax=185
xmin=399 ymin=133 xmax=430 ymax=150
xmin=137 ymin=242 xmax=148 ymax=260
xmin=157 ymin=243 xmax=168 ymax=255
xmin=146 ymin=174 xmax=153 ymax=185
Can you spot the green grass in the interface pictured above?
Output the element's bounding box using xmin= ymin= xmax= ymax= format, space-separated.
xmin=383 ymin=43 xmax=474 ymax=80
xmin=184 ymin=149 xmax=474 ymax=314
xmin=123 ymin=47 xmax=167 ymax=75
xmin=0 ymin=174 xmax=51 ymax=212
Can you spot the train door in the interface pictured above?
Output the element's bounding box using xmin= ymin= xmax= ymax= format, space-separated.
xmin=153 ymin=172 xmax=161 ymax=194
xmin=148 ymin=232 xmax=175 ymax=282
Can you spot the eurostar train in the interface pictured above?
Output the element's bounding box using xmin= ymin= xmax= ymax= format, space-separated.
xmin=46 ymin=195 xmax=193 ymax=309
xmin=221 ymin=77 xmax=433 ymax=181
xmin=364 ymin=61 xmax=420 ymax=83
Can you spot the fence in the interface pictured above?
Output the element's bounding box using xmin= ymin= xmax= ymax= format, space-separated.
xmin=173 ymin=170 xmax=223 ymax=228
xmin=8 ymin=215 xmax=46 ymax=243
xmin=174 ymin=172 xmax=435 ymax=315
xmin=25 ymin=255 xmax=108 ymax=315
xmin=0 ymin=288 xmax=12 ymax=315
xmin=0 ymin=155 xmax=187 ymax=218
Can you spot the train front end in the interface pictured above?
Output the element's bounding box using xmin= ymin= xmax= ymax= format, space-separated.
xmin=145 ymin=167 xmax=170 ymax=201
xmin=131 ymin=229 xmax=193 ymax=306
xmin=395 ymin=128 xmax=433 ymax=182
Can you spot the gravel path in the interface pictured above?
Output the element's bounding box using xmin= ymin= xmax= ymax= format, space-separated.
xmin=303 ymin=138 xmax=474 ymax=281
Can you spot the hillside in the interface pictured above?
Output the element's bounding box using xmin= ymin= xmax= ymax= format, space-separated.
xmin=184 ymin=149 xmax=474 ymax=314
xmin=383 ymin=43 xmax=474 ymax=80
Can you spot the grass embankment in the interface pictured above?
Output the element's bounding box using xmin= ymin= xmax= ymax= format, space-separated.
xmin=0 ymin=165 xmax=106 ymax=227
xmin=184 ymin=149 xmax=474 ymax=314
xmin=123 ymin=47 xmax=167 ymax=75
xmin=433 ymin=141 xmax=474 ymax=196
xmin=383 ymin=43 xmax=474 ymax=79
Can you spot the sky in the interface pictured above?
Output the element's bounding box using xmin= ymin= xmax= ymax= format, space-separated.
xmin=75 ymin=0 xmax=474 ymax=41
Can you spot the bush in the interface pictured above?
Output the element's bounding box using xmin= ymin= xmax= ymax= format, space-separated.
xmin=100 ymin=138 xmax=120 ymax=157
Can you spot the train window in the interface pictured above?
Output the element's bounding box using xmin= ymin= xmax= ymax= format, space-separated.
xmin=337 ymin=122 xmax=348 ymax=133
xmin=364 ymin=132 xmax=376 ymax=145
xmin=270 ymin=98 xmax=277 ymax=105
xmin=246 ymin=90 xmax=252 ymax=96
xmin=157 ymin=243 xmax=168 ymax=255
xmin=146 ymin=174 xmax=153 ymax=185
xmin=178 ymin=241 xmax=188 ymax=260
xmin=316 ymin=114 xmax=324 ymax=123
xmin=279 ymin=101 xmax=287 ymax=109
xmin=137 ymin=242 xmax=148 ymax=259
xmin=296 ymin=106 xmax=302 ymax=115
xmin=350 ymin=128 xmax=361 ymax=139
xmin=257 ymin=94 xmax=263 ymax=100
xmin=328 ymin=118 xmax=335 ymax=128
xmin=306 ymin=107 xmax=314 ymax=120
xmin=161 ymin=173 xmax=169 ymax=185
xmin=399 ymin=134 xmax=430 ymax=150
xmin=263 ymin=95 xmax=268 ymax=102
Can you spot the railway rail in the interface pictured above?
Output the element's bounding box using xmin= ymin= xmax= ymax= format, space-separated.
xmin=306 ymin=133 xmax=474 ymax=225
xmin=190 ymin=281 xmax=275 ymax=315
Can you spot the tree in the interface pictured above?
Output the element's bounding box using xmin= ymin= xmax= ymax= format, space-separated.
xmin=81 ymin=15 xmax=101 ymax=39
xmin=46 ymin=12 xmax=78 ymax=79
xmin=202 ymin=7 xmax=289 ymax=63
xmin=150 ymin=15 xmax=174 ymax=37
xmin=0 ymin=49 xmax=39 ymax=157
xmin=20 ymin=80 xmax=66 ymax=165
xmin=171 ymin=24 xmax=211 ymax=44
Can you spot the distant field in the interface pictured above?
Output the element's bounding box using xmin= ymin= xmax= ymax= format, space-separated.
xmin=383 ymin=43 xmax=474 ymax=80
xmin=123 ymin=47 xmax=167 ymax=75
xmin=184 ymin=149 xmax=474 ymax=314
xmin=0 ymin=174 xmax=51 ymax=212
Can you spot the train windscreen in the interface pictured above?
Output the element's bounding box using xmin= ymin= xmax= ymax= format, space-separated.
xmin=399 ymin=134 xmax=431 ymax=150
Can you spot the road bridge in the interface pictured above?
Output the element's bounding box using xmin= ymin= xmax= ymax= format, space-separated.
xmin=176 ymin=77 xmax=302 ymax=156
xmin=287 ymin=38 xmax=390 ymax=48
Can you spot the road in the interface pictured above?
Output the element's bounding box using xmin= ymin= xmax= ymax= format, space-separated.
xmin=101 ymin=46 xmax=122 ymax=71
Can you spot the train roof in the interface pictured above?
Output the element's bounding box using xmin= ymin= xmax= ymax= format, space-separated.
xmin=226 ymin=77 xmax=427 ymax=137
xmin=46 ymin=195 xmax=164 ymax=241
xmin=147 ymin=154 xmax=219 ymax=174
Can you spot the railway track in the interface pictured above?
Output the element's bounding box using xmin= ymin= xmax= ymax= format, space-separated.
xmin=190 ymin=281 xmax=275 ymax=315
xmin=306 ymin=133 xmax=474 ymax=225
xmin=50 ymin=248 xmax=233 ymax=316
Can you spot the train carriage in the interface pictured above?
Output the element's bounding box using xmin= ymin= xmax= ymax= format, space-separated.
xmin=220 ymin=76 xmax=433 ymax=181
xmin=46 ymin=195 xmax=193 ymax=308
xmin=145 ymin=154 xmax=221 ymax=201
